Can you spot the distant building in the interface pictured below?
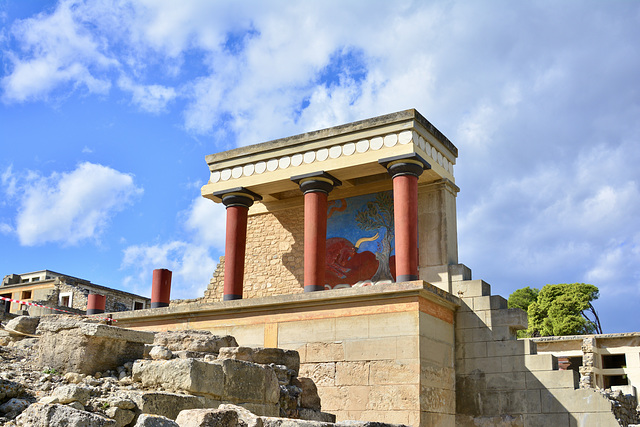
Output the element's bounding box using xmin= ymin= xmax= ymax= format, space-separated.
xmin=1 ymin=270 xmax=150 ymax=315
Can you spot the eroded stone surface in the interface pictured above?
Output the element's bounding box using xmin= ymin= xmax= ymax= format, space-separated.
xmin=14 ymin=403 xmax=116 ymax=426
xmin=153 ymin=330 xmax=237 ymax=354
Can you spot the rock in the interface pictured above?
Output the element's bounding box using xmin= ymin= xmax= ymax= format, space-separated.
xmin=0 ymin=398 xmax=30 ymax=417
xmin=132 ymin=359 xmax=225 ymax=398
xmin=296 ymin=378 xmax=321 ymax=411
xmin=128 ymin=391 xmax=207 ymax=420
xmin=50 ymin=384 xmax=91 ymax=405
xmin=134 ymin=413 xmax=179 ymax=426
xmin=298 ymin=409 xmax=336 ymax=423
xmin=149 ymin=346 xmax=173 ymax=360
xmin=36 ymin=322 xmax=154 ymax=375
xmin=64 ymin=372 xmax=85 ymax=384
xmin=108 ymin=396 xmax=136 ymax=410
xmin=153 ymin=330 xmax=237 ymax=354
xmin=175 ymin=408 xmax=241 ymax=427
xmin=218 ymin=347 xmax=300 ymax=375
xmin=14 ymin=403 xmax=116 ymax=426
xmin=106 ymin=406 xmax=136 ymax=427
xmin=0 ymin=378 xmax=23 ymax=400
xmin=5 ymin=316 xmax=40 ymax=335
xmin=218 ymin=403 xmax=264 ymax=427
xmin=67 ymin=401 xmax=85 ymax=411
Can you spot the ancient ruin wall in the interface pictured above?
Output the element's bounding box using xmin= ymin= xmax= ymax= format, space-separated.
xmin=204 ymin=207 xmax=305 ymax=301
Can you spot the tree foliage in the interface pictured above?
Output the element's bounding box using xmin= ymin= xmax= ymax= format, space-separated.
xmin=508 ymin=283 xmax=603 ymax=337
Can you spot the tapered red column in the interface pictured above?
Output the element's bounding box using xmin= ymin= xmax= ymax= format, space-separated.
xmin=380 ymin=154 xmax=430 ymax=282
xmin=86 ymin=293 xmax=106 ymax=314
xmin=151 ymin=268 xmax=172 ymax=308
xmin=292 ymin=172 xmax=341 ymax=292
xmin=214 ymin=187 xmax=262 ymax=301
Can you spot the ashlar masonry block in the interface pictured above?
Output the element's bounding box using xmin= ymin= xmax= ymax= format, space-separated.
xmin=451 ymin=280 xmax=491 ymax=298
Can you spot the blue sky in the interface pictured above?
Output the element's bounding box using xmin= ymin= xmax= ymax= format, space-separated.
xmin=1 ymin=1 xmax=639 ymax=333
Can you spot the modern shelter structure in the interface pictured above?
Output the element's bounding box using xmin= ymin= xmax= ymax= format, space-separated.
xmin=112 ymin=110 xmax=637 ymax=426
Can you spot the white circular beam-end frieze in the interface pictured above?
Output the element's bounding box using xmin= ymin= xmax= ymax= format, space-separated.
xmin=279 ymin=156 xmax=291 ymax=169
xmin=291 ymin=153 xmax=303 ymax=167
xmin=343 ymin=142 xmax=356 ymax=156
xmin=384 ymin=134 xmax=398 ymax=147
xmin=303 ymin=151 xmax=316 ymax=164
xmin=267 ymin=159 xmax=279 ymax=171
xmin=356 ymin=139 xmax=369 ymax=153
xmin=243 ymin=164 xmax=255 ymax=176
xmin=399 ymin=131 xmax=413 ymax=145
xmin=232 ymin=166 xmax=243 ymax=179
xmin=370 ymin=137 xmax=383 ymax=150
xmin=255 ymin=161 xmax=266 ymax=174
xmin=210 ymin=171 xmax=221 ymax=183
xmin=221 ymin=169 xmax=232 ymax=181
xmin=316 ymin=148 xmax=329 ymax=162
xmin=329 ymin=145 xmax=342 ymax=159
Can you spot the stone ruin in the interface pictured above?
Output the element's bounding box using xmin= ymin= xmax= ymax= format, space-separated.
xmin=0 ymin=315 xmax=403 ymax=426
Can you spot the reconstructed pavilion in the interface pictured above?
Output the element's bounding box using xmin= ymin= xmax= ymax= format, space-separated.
xmin=112 ymin=110 xmax=636 ymax=426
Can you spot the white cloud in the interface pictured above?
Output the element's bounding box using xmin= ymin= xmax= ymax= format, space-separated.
xmin=2 ymin=0 xmax=117 ymax=102
xmin=120 ymin=196 xmax=226 ymax=299
xmin=117 ymin=76 xmax=177 ymax=113
xmin=2 ymin=162 xmax=142 ymax=246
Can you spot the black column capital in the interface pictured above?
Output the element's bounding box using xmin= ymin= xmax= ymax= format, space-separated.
xmin=379 ymin=153 xmax=431 ymax=179
xmin=291 ymin=171 xmax=342 ymax=195
xmin=213 ymin=187 xmax=262 ymax=208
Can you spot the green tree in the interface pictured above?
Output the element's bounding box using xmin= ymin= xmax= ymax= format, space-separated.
xmin=355 ymin=192 xmax=394 ymax=282
xmin=507 ymin=286 xmax=539 ymax=312
xmin=509 ymin=283 xmax=603 ymax=337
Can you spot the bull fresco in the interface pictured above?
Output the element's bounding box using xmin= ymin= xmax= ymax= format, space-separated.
xmin=325 ymin=191 xmax=396 ymax=289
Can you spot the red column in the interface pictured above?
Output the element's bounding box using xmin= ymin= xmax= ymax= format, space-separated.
xmin=292 ymin=172 xmax=341 ymax=292
xmin=304 ymin=191 xmax=328 ymax=291
xmin=213 ymin=188 xmax=262 ymax=301
xmin=379 ymin=154 xmax=430 ymax=282
xmin=87 ymin=293 xmax=106 ymax=315
xmin=151 ymin=268 xmax=172 ymax=308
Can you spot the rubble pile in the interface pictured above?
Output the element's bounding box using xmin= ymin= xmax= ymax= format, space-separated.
xmin=0 ymin=315 xmax=405 ymax=427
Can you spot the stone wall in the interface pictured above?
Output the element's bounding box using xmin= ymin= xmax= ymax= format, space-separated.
xmin=204 ymin=207 xmax=305 ymax=301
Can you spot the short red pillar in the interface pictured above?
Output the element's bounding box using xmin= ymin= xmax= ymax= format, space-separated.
xmin=292 ymin=172 xmax=341 ymax=292
xmin=151 ymin=268 xmax=172 ymax=308
xmin=213 ymin=188 xmax=262 ymax=301
xmin=380 ymin=154 xmax=430 ymax=282
xmin=87 ymin=293 xmax=106 ymax=315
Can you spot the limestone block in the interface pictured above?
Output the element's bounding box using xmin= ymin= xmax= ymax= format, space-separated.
xmin=455 ymin=413 xmax=524 ymax=427
xmin=153 ymin=330 xmax=237 ymax=354
xmin=221 ymin=358 xmax=280 ymax=405
xmin=366 ymin=384 xmax=419 ymax=411
xmin=419 ymin=337 xmax=453 ymax=367
xmin=132 ymin=359 xmax=225 ymax=397
xmin=473 ymin=295 xmax=508 ymax=311
xmin=522 ymin=413 xmax=569 ymax=427
xmin=396 ymin=335 xmax=420 ymax=359
xmin=368 ymin=312 xmax=418 ymax=338
xmin=369 ymin=360 xmax=420 ymax=386
xmin=483 ymin=372 xmax=526 ymax=391
xmin=0 ymin=378 xmax=23 ymax=400
xmin=218 ymin=403 xmax=265 ymax=427
xmin=129 ymin=392 xmax=207 ymax=420
xmin=455 ymin=311 xmax=487 ymax=330
xmin=455 ymin=327 xmax=492 ymax=344
xmin=421 ymin=361 xmax=455 ymax=390
xmin=455 ymin=342 xmax=487 ymax=360
xmin=487 ymin=309 xmax=527 ymax=330
xmin=106 ymin=406 xmax=136 ymax=427
xmin=299 ymin=362 xmax=336 ymax=387
xmin=5 ymin=315 xmax=40 ymax=335
xmin=175 ymin=408 xmax=241 ymax=427
xmin=344 ymin=337 xmax=397 ymax=361
xmin=134 ymin=414 xmax=179 ymax=426
xmin=279 ymin=319 xmax=336 ymax=345
xmin=36 ymin=323 xmax=154 ymax=375
xmin=451 ymin=280 xmax=491 ymax=298
xmin=524 ymin=354 xmax=558 ymax=372
xmin=218 ymin=346 xmax=300 ymax=375
xmin=419 ymin=386 xmax=455 ymax=413
xmin=486 ymin=340 xmax=527 ymax=358
xmin=336 ymin=361 xmax=369 ymax=386
xmin=419 ymin=312 xmax=454 ymax=345
xmin=540 ymin=388 xmax=614 ymax=414
xmin=261 ymin=417 xmax=335 ymax=427
xmin=305 ymin=342 xmax=345 ymax=363
xmin=335 ymin=316 xmax=369 ymax=340
xmin=14 ymin=403 xmax=116 ymax=426
xmin=525 ymin=370 xmax=579 ymax=389
xmin=149 ymin=346 xmax=173 ymax=360
xmin=294 ymin=377 xmax=321 ymax=411
xmin=50 ymin=384 xmax=91 ymax=405
xmin=570 ymin=411 xmax=624 ymax=427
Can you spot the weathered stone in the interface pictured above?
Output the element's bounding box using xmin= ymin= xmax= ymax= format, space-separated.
xmin=132 ymin=359 xmax=225 ymax=397
xmin=36 ymin=323 xmax=154 ymax=375
xmin=5 ymin=316 xmax=40 ymax=335
xmin=0 ymin=398 xmax=30 ymax=417
xmin=64 ymin=372 xmax=85 ymax=384
xmin=128 ymin=391 xmax=207 ymax=420
xmin=221 ymin=358 xmax=280 ymax=405
xmin=295 ymin=377 xmax=321 ymax=411
xmin=261 ymin=417 xmax=334 ymax=427
xmin=106 ymin=406 xmax=136 ymax=427
xmin=0 ymin=378 xmax=23 ymax=400
xmin=297 ymin=409 xmax=336 ymax=423
xmin=219 ymin=347 xmax=300 ymax=375
xmin=108 ymin=395 xmax=136 ymax=410
xmin=218 ymin=403 xmax=264 ymax=427
xmin=175 ymin=408 xmax=241 ymax=427
xmin=153 ymin=330 xmax=237 ymax=354
xmin=14 ymin=403 xmax=116 ymax=426
xmin=134 ymin=413 xmax=180 ymax=427
xmin=67 ymin=401 xmax=85 ymax=411
xmin=149 ymin=346 xmax=173 ymax=360
xmin=50 ymin=384 xmax=91 ymax=405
